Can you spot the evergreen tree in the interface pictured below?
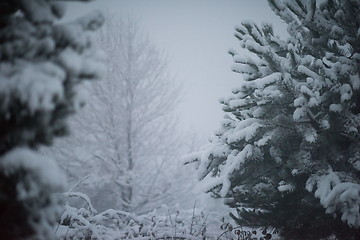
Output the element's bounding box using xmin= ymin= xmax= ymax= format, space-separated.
xmin=0 ymin=1 xmax=105 ymax=239
xmin=185 ymin=0 xmax=360 ymax=239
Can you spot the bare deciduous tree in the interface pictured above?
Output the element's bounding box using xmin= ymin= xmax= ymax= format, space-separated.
xmin=46 ymin=15 xmax=188 ymax=214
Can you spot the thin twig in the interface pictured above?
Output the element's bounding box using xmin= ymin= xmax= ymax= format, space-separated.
xmin=190 ymin=201 xmax=196 ymax=235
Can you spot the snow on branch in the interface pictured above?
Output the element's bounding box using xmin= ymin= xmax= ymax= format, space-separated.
xmin=306 ymin=170 xmax=360 ymax=227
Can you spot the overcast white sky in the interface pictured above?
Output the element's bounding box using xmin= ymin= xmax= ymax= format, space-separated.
xmin=65 ymin=0 xmax=287 ymax=141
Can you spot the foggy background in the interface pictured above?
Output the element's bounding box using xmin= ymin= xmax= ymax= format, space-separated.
xmin=65 ymin=0 xmax=288 ymax=140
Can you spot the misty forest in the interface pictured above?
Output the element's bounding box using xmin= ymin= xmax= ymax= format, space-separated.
xmin=0 ymin=0 xmax=360 ymax=239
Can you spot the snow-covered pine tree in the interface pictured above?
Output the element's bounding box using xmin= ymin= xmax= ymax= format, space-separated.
xmin=0 ymin=1 xmax=105 ymax=239
xmin=185 ymin=0 xmax=360 ymax=239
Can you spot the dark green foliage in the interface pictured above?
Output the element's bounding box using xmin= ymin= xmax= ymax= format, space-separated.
xmin=0 ymin=151 xmax=64 ymax=240
xmin=0 ymin=0 xmax=104 ymax=239
xmin=187 ymin=0 xmax=360 ymax=239
xmin=0 ymin=0 xmax=105 ymax=155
